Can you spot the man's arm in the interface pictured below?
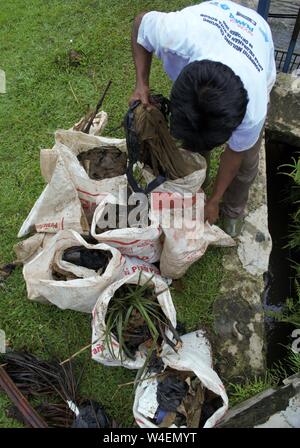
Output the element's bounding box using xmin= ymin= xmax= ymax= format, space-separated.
xmin=204 ymin=146 xmax=244 ymax=224
xmin=130 ymin=13 xmax=153 ymax=106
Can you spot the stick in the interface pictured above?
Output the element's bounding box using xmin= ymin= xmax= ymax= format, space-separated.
xmin=83 ymin=80 xmax=112 ymax=134
xmin=0 ymin=366 xmax=48 ymax=428
xmin=68 ymin=81 xmax=80 ymax=105
xmin=59 ymin=337 xmax=100 ymax=365
xmin=110 ymin=371 xmax=167 ymax=400
xmin=60 ymin=343 xmax=91 ymax=366
xmin=117 ymin=371 xmax=166 ymax=389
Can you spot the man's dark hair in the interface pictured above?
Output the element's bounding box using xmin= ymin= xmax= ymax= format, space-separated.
xmin=170 ymin=60 xmax=248 ymax=152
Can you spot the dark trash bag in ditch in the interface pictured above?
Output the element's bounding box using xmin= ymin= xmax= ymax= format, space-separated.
xmin=124 ymin=95 xmax=199 ymax=194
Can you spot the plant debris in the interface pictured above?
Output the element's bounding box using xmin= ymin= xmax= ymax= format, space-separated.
xmin=0 ymin=365 xmax=48 ymax=428
xmin=0 ymin=351 xmax=116 ymax=428
xmin=78 ymin=146 xmax=127 ymax=180
xmin=104 ymin=278 xmax=181 ymax=361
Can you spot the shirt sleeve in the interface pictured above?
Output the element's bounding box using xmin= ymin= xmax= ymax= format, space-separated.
xmin=137 ymin=11 xmax=162 ymax=54
xmin=228 ymin=118 xmax=265 ymax=152
xmin=137 ymin=11 xmax=189 ymax=59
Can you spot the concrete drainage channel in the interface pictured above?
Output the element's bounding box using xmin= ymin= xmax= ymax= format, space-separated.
xmin=264 ymin=134 xmax=300 ymax=369
xmin=216 ymin=73 xmax=300 ymax=428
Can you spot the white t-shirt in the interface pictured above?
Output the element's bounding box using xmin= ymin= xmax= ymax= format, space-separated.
xmin=137 ymin=0 xmax=276 ymax=151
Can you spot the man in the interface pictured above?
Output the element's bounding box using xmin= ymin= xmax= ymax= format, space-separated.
xmin=130 ymin=0 xmax=276 ymax=237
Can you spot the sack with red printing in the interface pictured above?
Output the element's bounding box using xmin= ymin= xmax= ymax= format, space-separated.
xmin=133 ymin=330 xmax=228 ymax=428
xmin=40 ymin=126 xmax=128 ymax=223
xmin=160 ymin=218 xmax=235 ymax=279
xmin=91 ymin=267 xmax=177 ymax=369
xmin=18 ymin=156 xmax=89 ymax=238
xmin=90 ymin=193 xmax=162 ymax=263
xmin=14 ymin=233 xmax=54 ymax=265
xmin=148 ymin=178 xmax=235 ymax=279
xmin=23 ymin=229 xmax=125 ymax=313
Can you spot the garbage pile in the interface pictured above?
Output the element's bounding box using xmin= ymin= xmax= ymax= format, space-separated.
xmin=12 ymin=95 xmax=235 ymax=428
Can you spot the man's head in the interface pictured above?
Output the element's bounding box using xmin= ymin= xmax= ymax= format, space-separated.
xmin=170 ymin=60 xmax=248 ymax=152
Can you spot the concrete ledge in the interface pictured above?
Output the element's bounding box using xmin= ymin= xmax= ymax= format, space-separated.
xmin=267 ymin=73 xmax=300 ymax=148
xmin=213 ymin=139 xmax=271 ymax=381
xmin=217 ymin=374 xmax=300 ymax=428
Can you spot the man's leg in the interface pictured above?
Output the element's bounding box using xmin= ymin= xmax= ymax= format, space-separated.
xmin=221 ymin=127 xmax=265 ymax=232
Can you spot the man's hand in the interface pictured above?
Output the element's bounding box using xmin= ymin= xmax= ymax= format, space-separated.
xmin=204 ymin=146 xmax=244 ymax=224
xmin=129 ymin=83 xmax=150 ymax=107
xmin=204 ymin=198 xmax=220 ymax=225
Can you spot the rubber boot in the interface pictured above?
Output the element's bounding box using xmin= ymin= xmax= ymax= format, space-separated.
xmin=222 ymin=215 xmax=245 ymax=238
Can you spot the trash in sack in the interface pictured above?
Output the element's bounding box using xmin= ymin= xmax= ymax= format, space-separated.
xmin=23 ymin=229 xmax=125 ymax=313
xmin=157 ymin=371 xmax=189 ymax=412
xmin=77 ymin=146 xmax=127 ymax=181
xmin=52 ymin=244 xmax=112 ymax=281
xmin=18 ymin=155 xmax=89 ymax=238
xmin=122 ymin=256 xmax=161 ymax=278
xmin=61 ymin=246 xmax=111 ymax=273
xmin=143 ymin=147 xmax=206 ymax=196
xmin=1 ymin=351 xmax=116 ymax=428
xmin=133 ymin=330 xmax=228 ymax=428
xmin=40 ymin=129 xmax=127 ymax=223
xmin=91 ymin=193 xmax=162 ymax=263
xmin=124 ymin=95 xmax=203 ymax=194
xmin=92 ymin=269 xmax=178 ymax=369
xmin=154 ymin=369 xmax=205 ymax=427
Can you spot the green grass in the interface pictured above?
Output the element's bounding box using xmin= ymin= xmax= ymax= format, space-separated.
xmin=0 ymin=0 xmax=226 ymax=427
xmin=228 ymin=348 xmax=300 ymax=408
xmin=228 ymin=373 xmax=276 ymax=408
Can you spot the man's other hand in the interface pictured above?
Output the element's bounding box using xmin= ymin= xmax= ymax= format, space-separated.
xmin=204 ymin=198 xmax=219 ymax=225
